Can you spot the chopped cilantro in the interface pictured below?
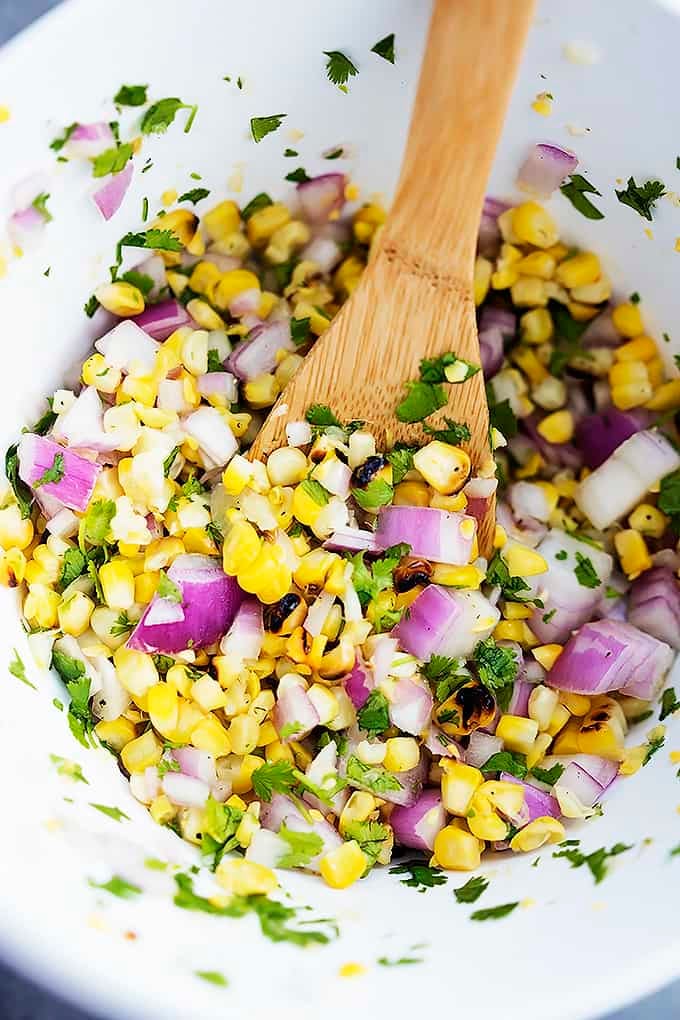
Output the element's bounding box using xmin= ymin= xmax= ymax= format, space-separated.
xmin=350 ymin=543 xmax=410 ymax=607
xmin=5 ymin=443 xmax=33 ymax=518
xmin=283 ymin=148 xmax=298 ymax=157
xmin=49 ymin=754 xmax=88 ymax=783
xmin=658 ymin=469 xmax=680 ymax=534
xmin=470 ymin=902 xmax=518 ymax=921
xmin=114 ymin=84 xmax=148 ymax=106
xmin=324 ymin=147 xmax=344 ymax=160
xmin=90 ymin=803 xmax=130 ymax=822
xmin=251 ymin=760 xmax=296 ymax=802
xmin=371 ymin=32 xmax=395 ymax=63
xmin=157 ymin=570 xmax=182 ymax=603
xmin=485 ymin=552 xmax=533 ymax=604
xmin=290 ymin=317 xmax=311 ymax=346
xmin=80 ymin=498 xmax=115 ymax=547
xmin=195 ymin=971 xmax=228 ymax=987
xmin=299 ymin=478 xmax=330 ymax=506
xmin=423 ymin=418 xmax=471 ymax=445
xmin=422 ymin=655 xmax=468 ymax=703
xmin=31 ymin=403 xmax=58 ymax=436
xmin=574 ymin=551 xmax=600 ymax=589
xmin=207 ymin=349 xmax=224 ymax=372
xmin=9 ymin=649 xmax=35 ymax=690
xmin=560 ymin=174 xmax=604 ymax=220
xmin=324 ymin=50 xmax=358 ymax=90
xmin=453 ymin=874 xmax=489 ymax=903
xmin=250 ymin=114 xmax=287 ymax=143
xmin=32 ymin=192 xmax=52 ymax=222
xmin=84 ymin=294 xmax=100 ymax=318
xmin=201 ymin=797 xmax=243 ymax=870
xmin=356 ymin=689 xmax=390 ymax=734
xmin=91 ymin=143 xmax=133 ymax=178
xmin=144 ymin=858 xmax=168 ymax=871
xmin=671 ymin=843 xmax=680 ymax=858
xmin=89 ymin=875 xmax=141 ymax=899
xmin=285 ymin=167 xmax=310 ymax=183
xmin=277 ymin=825 xmax=323 ymax=869
xmin=530 ymin=763 xmax=564 ymax=786
xmin=643 ymin=729 xmax=665 ymax=765
xmin=542 ymin=608 xmax=557 ymax=623
xmin=279 ymin=721 xmax=304 ymax=740
xmin=178 ymin=187 xmax=210 ymax=205
xmin=33 ymin=452 xmax=64 ymax=488
xmin=659 ymin=688 xmax=680 ymax=721
xmin=163 ymin=445 xmax=181 ymax=476
xmin=140 ymin=97 xmax=198 ymax=135
xmin=378 ymin=956 xmax=422 ymax=966
xmin=615 ymin=177 xmax=665 ymax=221
xmin=396 ymin=380 xmax=447 ymax=423
xmin=344 ymin=819 xmax=391 ymax=867
xmin=346 ymin=755 xmax=403 ymax=795
xmin=481 ymin=751 xmax=528 ymax=779
xmin=553 ymin=841 xmax=632 ymax=883
xmin=305 ymin=403 xmax=342 ymax=428
xmin=352 ymin=478 xmax=393 ymax=511
xmin=487 ymin=392 xmax=518 ymax=439
xmin=120 ymin=269 xmax=154 ymax=295
xmin=389 ymin=858 xmax=447 ymax=892
xmin=387 ymin=444 xmax=417 ymax=484
xmin=241 ymin=192 xmax=273 ymax=220
xmin=473 ymin=638 xmax=519 ymax=707
xmin=49 ymin=122 xmax=77 ymax=153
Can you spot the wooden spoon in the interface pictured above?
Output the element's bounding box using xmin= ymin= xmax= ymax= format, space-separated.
xmin=250 ymin=0 xmax=535 ymax=555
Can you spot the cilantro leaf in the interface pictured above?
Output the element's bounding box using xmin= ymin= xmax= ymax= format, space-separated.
xmin=422 ymin=655 xmax=468 ymax=703
xmin=285 ymin=167 xmax=310 ymax=183
xmin=201 ymin=797 xmax=244 ymax=869
xmin=305 ymin=403 xmax=342 ymax=428
xmin=9 ymin=649 xmax=36 ymax=690
xmin=470 ymin=901 xmax=519 ymax=921
xmin=371 ymin=33 xmax=395 ymax=63
xmin=658 ymin=469 xmax=680 ymax=533
xmin=378 ymin=956 xmax=422 ymax=966
xmin=487 ymin=393 xmax=518 ymax=439
xmin=110 ymin=611 xmax=134 ymax=638
xmin=84 ymin=294 xmax=100 ymax=318
xmin=120 ymin=269 xmax=154 ymax=296
xmin=553 ymin=841 xmax=632 ymax=883
xmin=114 ymin=84 xmax=148 ymax=107
xmin=80 ymin=499 xmax=115 ymax=547
xmin=574 ymin=551 xmax=600 ymax=589
xmin=89 ymin=875 xmax=141 ymax=899
xmin=290 ymin=317 xmax=310 ymax=346
xmin=389 ymin=858 xmax=447 ymax=891
xmin=659 ymin=687 xmax=680 ymax=721
xmin=140 ymin=98 xmax=197 ymax=135
xmin=5 ymin=443 xmax=33 ymax=518
xmin=157 ymin=570 xmax=182 ymax=603
xmin=90 ymin=803 xmax=130 ymax=822
xmin=473 ymin=638 xmax=519 ymax=701
xmin=207 ymin=349 xmax=224 ymax=372
xmin=396 ymin=380 xmax=447 ymax=423
xmin=344 ymin=819 xmax=391 ymax=867
xmin=91 ymin=143 xmax=133 ymax=178
xmin=454 ymin=874 xmax=489 ymax=903
xmin=324 ymin=147 xmax=344 ymax=160
xmin=324 ymin=50 xmax=358 ymax=89
xmin=423 ymin=418 xmax=471 ymax=445
xmin=251 ymin=760 xmax=296 ymax=801
xmin=250 ymin=114 xmax=287 ymax=143
xmin=33 ymin=452 xmax=64 ymax=488
xmin=560 ymin=174 xmax=604 ymax=220
xmin=643 ymin=729 xmax=665 ymax=765
xmin=356 ymin=689 xmax=390 ymax=734
xmin=277 ymin=825 xmax=324 ymax=869
xmin=420 ymin=352 xmax=479 ymax=384
xmin=346 ymin=755 xmax=403 ymax=795
xmin=615 ymin=177 xmax=665 ymax=221
xmin=57 ymin=548 xmax=87 ymax=592
xmin=530 ymin=763 xmax=564 ymax=786
xmin=481 ymin=751 xmax=528 ymax=779
xmin=387 ymin=444 xmax=417 ymax=484
xmin=241 ymin=192 xmax=273 ymax=220
xmin=50 ymin=122 xmax=77 ymax=152
xmin=350 ymin=543 xmax=409 ymax=607
xmin=32 ymin=192 xmax=52 ymax=222
xmin=52 ymin=649 xmax=86 ymax=684
xmin=50 ymin=754 xmax=88 ymax=783
xmin=352 ymin=478 xmax=393 ymax=511
xmin=178 ymin=187 xmax=210 ymax=205
xmin=195 ymin=971 xmax=228 ymax=987
xmin=485 ymin=552 xmax=532 ymax=603
xmin=284 ymin=148 xmax=298 ymax=157
xmin=299 ymin=478 xmax=330 ymax=506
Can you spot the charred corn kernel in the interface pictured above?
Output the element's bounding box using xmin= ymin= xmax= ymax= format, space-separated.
xmin=243 ymin=373 xmax=280 ymax=409
xmin=24 ymin=584 xmax=60 ymax=629
xmin=615 ymin=335 xmax=658 ymax=363
xmin=413 ymin=442 xmax=470 ymax=496
xmin=615 ymin=528 xmax=652 ymax=579
xmin=646 ymin=379 xmax=680 ymax=412
xmin=0 ymin=547 xmax=26 ymax=587
xmin=81 ymin=353 xmax=121 ymax=393
xmin=0 ymin=505 xmax=34 ymax=551
xmin=265 ymin=220 xmax=311 ymax=264
xmin=333 ymin=255 xmax=365 ymax=296
xmin=511 ymin=276 xmax=548 ymax=308
xmin=121 ymin=729 xmax=163 ymax=773
xmin=441 ymin=762 xmax=483 ymax=816
xmin=628 ymin=503 xmax=668 ymax=538
xmin=496 ymin=715 xmax=539 ymax=754
xmin=432 ymin=563 xmax=484 ymax=589
xmin=95 ymin=282 xmax=145 ymax=316
xmin=222 ymin=519 xmax=261 ymax=575
xmin=147 ymin=683 xmax=179 ymax=738
xmin=533 ymin=644 xmax=563 ymax=671
xmin=517 ymin=251 xmax=556 ymax=279
xmin=99 ymin=560 xmax=135 ymax=611
xmin=214 ymin=269 xmax=261 ymax=310
xmin=503 ymin=543 xmax=548 ymax=577
xmin=393 ymin=481 xmax=430 ymax=506
xmin=433 ymin=825 xmax=482 ymax=871
xmin=149 ymin=795 xmax=175 ymax=825
xmin=526 ymin=732 xmax=552 ymax=769
xmin=94 ymin=717 xmax=136 ymax=752
xmin=502 ymin=602 xmax=533 ymax=620
xmin=113 ymin=647 xmax=158 ymax=699
xmin=474 ymin=256 xmax=492 ymax=306
xmin=612 ymin=301 xmax=644 ymax=337
xmin=555 ymin=252 xmax=601 ymax=288
xmin=558 ymin=691 xmax=591 ymax=716
xmin=546 ymin=703 xmax=571 ymax=737
xmin=203 ymin=200 xmax=240 ymax=241
xmin=528 ymin=685 xmax=560 ymax=731
xmin=512 ymin=201 xmax=559 ymax=249
xmin=228 ymin=714 xmax=260 ymax=755
xmin=536 ymin=409 xmax=574 ymax=444
xmin=510 ymin=816 xmax=565 ymax=853
xmin=246 ymin=203 xmax=290 ymax=247
xmin=319 ymin=840 xmax=366 ymax=889
xmin=512 ymin=346 xmax=548 ymax=385
xmin=185 ymin=298 xmax=225 ymax=331
xmin=191 ymin=714 xmax=231 ymax=756
xmin=134 ymin=571 xmax=158 ymax=603
xmin=57 ymin=591 xmax=94 ymax=637
xmin=383 ymin=737 xmax=420 ymax=772
xmin=216 ymin=857 xmax=277 ymax=896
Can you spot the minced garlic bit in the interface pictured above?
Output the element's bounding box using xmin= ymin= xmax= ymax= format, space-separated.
xmin=566 ymin=123 xmax=591 ymax=137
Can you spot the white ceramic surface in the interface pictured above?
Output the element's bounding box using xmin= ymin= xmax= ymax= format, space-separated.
xmin=1 ymin=2 xmax=679 ymax=1019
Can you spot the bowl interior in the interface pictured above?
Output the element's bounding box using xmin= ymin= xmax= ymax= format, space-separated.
xmin=1 ymin=2 xmax=680 ymax=1018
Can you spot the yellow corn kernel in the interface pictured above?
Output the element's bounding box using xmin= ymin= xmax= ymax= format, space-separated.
xmin=188 ymin=262 xmax=222 ymax=301
xmin=531 ymin=91 xmax=552 ymax=115
xmin=0 ymin=505 xmax=34 ymax=551
xmin=440 ymin=762 xmax=484 ymax=816
xmin=23 ymin=583 xmax=60 ymax=629
xmin=528 ymin=684 xmax=560 ymax=731
xmin=502 ymin=602 xmax=533 ymax=620
xmin=546 ymin=703 xmax=571 ymax=737
xmin=474 ymin=256 xmax=492 ymax=306
xmin=413 ymin=442 xmax=470 ymax=496
xmin=503 ymin=543 xmax=548 ymax=578
xmin=647 ymin=357 xmax=665 ymax=388
xmin=516 ymin=251 xmax=556 ymax=280
xmin=319 ymin=840 xmax=367 ymax=890
xmin=292 ymin=484 xmax=324 ymax=527
xmin=612 ymin=381 xmax=654 ymax=410
xmin=536 ymin=409 xmax=574 ymax=444
xmin=257 ymin=720 xmax=278 ymax=747
xmin=526 ymin=732 xmax=552 ymax=769
xmin=512 ymin=346 xmax=548 ymax=385
xmin=213 ymin=269 xmax=261 ymax=311
xmin=150 ymin=795 xmax=176 ymax=826
xmin=628 ymin=503 xmax=667 ymax=538
xmin=191 ymin=714 xmax=231 ymax=756
xmin=185 ymin=298 xmax=225 ymax=331
xmin=94 ymin=717 xmax=136 ymax=752
xmin=182 ymin=527 xmax=216 ymax=556
xmin=558 ymin=691 xmax=591 ymax=717
xmin=492 ymin=620 xmax=533 ymax=646
xmin=494 ymin=524 xmax=507 ymax=549
xmin=203 ymin=200 xmax=241 ymax=241
xmin=429 ymin=492 xmax=468 ymax=513
xmin=512 ymin=201 xmax=559 ymax=249
xmin=228 ymin=714 xmax=260 ymax=755
xmin=520 ymin=308 xmax=554 ymax=347
xmin=570 ymin=275 xmax=612 ymax=305
xmin=511 ymin=276 xmax=548 ymax=308
xmin=433 ymin=825 xmax=482 ymax=871
xmin=550 ymin=718 xmax=581 ymax=756
xmin=614 ymin=528 xmax=652 ymax=580
xmin=466 ymin=795 xmax=508 ymax=842
xmin=333 ymin=254 xmax=365 ymax=296
xmin=554 ymin=252 xmax=601 ymax=289
xmin=25 ymin=546 xmax=60 ymax=586
xmin=491 ymin=265 xmax=519 ymax=290
xmin=113 ymin=647 xmax=159 ymax=699
xmin=510 ymin=816 xmax=565 ymax=853
xmin=0 ymin=547 xmax=26 ymax=587
xmin=338 ymin=791 xmax=377 ymax=836
xmin=95 ymin=282 xmax=145 ymax=317
xmin=432 ymin=563 xmax=484 ymax=589
xmin=266 ymin=738 xmax=295 ymax=765
xmin=99 ymin=560 xmax=135 ymax=611
xmin=392 ymin=481 xmax=431 ymax=507
xmin=532 ymin=643 xmax=563 ymax=671
xmin=496 ymin=714 xmax=539 ymax=754
xmin=222 ymin=519 xmax=261 ymax=576
xmin=163 ymin=664 xmax=191 ymax=698
xmin=383 ymin=737 xmax=420 ymax=772
xmin=246 ymin=203 xmax=291 ymax=247
xmin=610 ymin=356 xmax=649 ymax=386
xmin=216 ymin=858 xmax=277 ymax=897
xmin=265 ymin=220 xmax=311 ymax=265
xmin=239 ymin=547 xmax=291 ymax=605
xmin=646 ymin=379 xmax=680 ymax=413
xmin=121 ymin=729 xmax=163 ymax=773
xmin=81 ymin=353 xmax=121 ymax=393
xmin=134 ymin=571 xmax=158 ymax=604
xmin=243 ymin=373 xmax=280 ymax=409
xmin=515 ymin=451 xmax=544 ymax=479
xmin=614 ymin=335 xmax=657 ymax=364
xmin=618 ymin=744 xmax=647 ymax=776
xmin=612 ymin=301 xmax=644 ymax=338
xmin=57 ymin=591 xmax=95 ymax=637
xmin=147 ymin=683 xmax=179 ymax=739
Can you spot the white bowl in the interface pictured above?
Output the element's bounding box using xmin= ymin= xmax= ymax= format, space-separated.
xmin=1 ymin=1 xmax=679 ymax=1018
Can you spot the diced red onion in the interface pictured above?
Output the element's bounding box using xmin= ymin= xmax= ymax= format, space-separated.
xmin=317 ymin=458 xmax=351 ymax=499
xmin=18 ymin=434 xmax=100 ymax=512
xmin=128 ymin=554 xmax=244 ymax=653
xmin=581 ymin=310 xmax=622 ymax=350
xmin=576 ymin=429 xmax=680 ymax=531
xmin=227 ymin=321 xmax=295 ymax=381
xmin=296 ymin=173 xmax=346 ymax=223
xmin=197 ymin=372 xmax=238 ymax=404
xmin=158 ymin=378 xmax=191 ymax=413
xmin=183 ymin=406 xmax=238 ymax=469
xmin=95 ymin=320 xmax=160 ymax=375
xmin=62 ymin=121 xmax=114 ymax=159
xmin=480 ymin=304 xmax=516 ymax=341
xmin=496 ymin=501 xmax=548 ymax=550
xmin=555 ymin=763 xmax=603 ymax=809
xmin=304 ymin=591 xmax=336 ymax=638
xmin=219 ymin=597 xmax=263 ymax=663
xmin=228 ymin=288 xmax=261 ymax=317
xmin=202 ymin=252 xmax=241 ymax=273
xmin=393 ymin=585 xmax=499 ymax=660
xmin=529 ymin=530 xmax=613 ymax=644
xmin=300 ymin=236 xmax=343 ymax=273
xmin=45 ymin=507 xmax=79 ymax=539
xmin=479 ymin=326 xmax=505 ymax=379
xmin=522 ymin=414 xmax=583 ymax=471
xmin=465 ymin=730 xmax=503 ymax=767
xmin=369 ymin=635 xmax=399 ymax=685
xmin=628 ymin=567 xmax=680 ymax=650
xmin=131 ymin=299 xmax=191 ymax=341
xmin=508 ymin=677 xmax=532 ymax=717
xmin=90 ymin=655 xmax=130 ymax=721
xmin=285 ymin=421 xmax=312 ymax=447
xmin=303 ymin=741 xmax=348 ymax=815
xmin=509 ymin=481 xmax=552 ymax=523
xmin=501 ymin=773 xmax=560 ymax=822
xmin=565 ymin=754 xmax=619 ymax=789
xmin=547 ymin=617 xmax=673 ymax=699
xmin=517 ymin=142 xmax=578 ymax=197
xmin=478 ymin=196 xmax=510 ymax=256
xmin=172 ymin=747 xmax=217 ymax=786
xmin=51 ymin=387 xmax=121 ymax=454
xmin=161 ymin=772 xmax=210 ymax=808
xmin=8 ymin=205 xmax=47 ymax=249
xmin=574 ymin=408 xmax=650 ymax=470
xmin=375 ymin=506 xmax=476 ymax=566
xmin=423 ymin=723 xmax=462 ymax=758
xmin=324 ymin=526 xmax=378 ymax=554
xmin=390 ymin=789 xmax=446 ymax=851
xmin=273 ymin=683 xmax=319 ymax=742
xmin=344 ymin=655 xmax=374 ymax=709
xmin=387 ymin=677 xmax=433 ymax=736
xmin=93 ymin=162 xmax=133 ymax=221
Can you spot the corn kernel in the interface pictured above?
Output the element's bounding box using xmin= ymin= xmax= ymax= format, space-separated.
xmin=0 ymin=505 xmax=34 ymax=551
xmin=502 ymin=542 xmax=548 ymax=578
xmin=628 ymin=503 xmax=667 ymax=538
xmin=512 ymin=202 xmax=559 ymax=249
xmin=383 ymin=736 xmax=420 ymax=772
xmin=441 ymin=762 xmax=483 ymax=816
xmin=511 ymin=276 xmax=548 ymax=308
xmin=532 ymin=644 xmax=563 ymax=671
xmin=546 ymin=703 xmax=571 ymax=737
xmin=150 ymin=795 xmax=176 ymax=825
xmin=645 ymin=380 xmax=680 ymax=412
xmin=216 ymin=857 xmax=277 ymax=896
xmin=393 ymin=481 xmax=431 ymax=506
xmin=558 ymin=691 xmax=591 ymax=716
xmin=319 ymin=840 xmax=367 ymax=889
xmin=95 ymin=282 xmax=145 ymax=316
xmin=526 ymin=732 xmax=552 ymax=769
xmin=466 ymin=793 xmax=508 ymax=842
xmin=555 ymin=252 xmax=601 ymax=289
xmin=510 ymin=816 xmax=565 ymax=853
xmin=228 ymin=714 xmax=260 ymax=755
xmin=528 ymin=684 xmax=560 ymax=731
xmin=243 ymin=373 xmax=280 ymax=409
xmin=433 ymin=825 xmax=482 ymax=871
xmin=614 ymin=528 xmax=652 ymax=579
xmin=113 ymin=647 xmax=159 ymax=699
xmin=191 ymin=714 xmax=231 ymax=755
xmin=0 ymin=547 xmax=26 ymax=587
xmin=413 ymin=442 xmax=470 ymax=496
xmin=203 ymin=200 xmax=241 ymax=241
xmin=496 ymin=715 xmax=539 ymax=754
xmin=82 ymin=353 xmax=121 ymax=393
xmin=246 ymin=203 xmax=291 ymax=247
xmin=536 ymin=409 xmax=574 ymax=444
xmin=23 ymin=583 xmax=60 ymax=629
xmin=615 ymin=335 xmax=658 ymax=363
xmin=121 ymin=729 xmax=163 ymax=773
xmin=94 ymin=717 xmax=136 ymax=752
xmin=474 ymin=256 xmax=492 ymax=306
xmin=57 ymin=591 xmax=95 ymax=637
xmin=612 ymin=302 xmax=644 ymax=338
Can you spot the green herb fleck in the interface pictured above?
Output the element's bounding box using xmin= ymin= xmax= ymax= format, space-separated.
xmin=195 ymin=971 xmax=228 ymax=987
xmin=284 ymin=148 xmax=298 ymax=157
xmin=241 ymin=192 xmax=273 ymax=219
xmin=481 ymin=751 xmax=528 ymax=779
xmin=422 ymin=418 xmax=471 ymax=445
xmin=290 ymin=317 xmax=311 ymax=346
xmin=50 ymin=753 xmax=88 ymax=783
xmin=90 ymin=803 xmax=130 ymax=822
xmin=140 ymin=98 xmax=198 ymax=135
xmin=574 ymin=551 xmax=600 ymax=589
xmin=553 ymin=841 xmax=632 ymax=883
xmin=531 ymin=763 xmax=564 ymax=786
xmin=50 ymin=122 xmax=77 ymax=153
xmin=121 ymin=269 xmax=154 ymax=295
xmin=89 ymin=875 xmax=141 ymax=899
xmin=178 ymin=187 xmax=210 ymax=205
xmin=324 ymin=51 xmax=358 ymax=90
xmin=560 ymin=174 xmax=604 ymax=220
xmin=250 ymin=114 xmax=287 ymax=143
xmin=470 ymin=901 xmax=518 ymax=921
xmin=396 ymin=380 xmax=447 ymax=423
xmin=660 ymin=688 xmax=680 ymax=721
xmin=277 ymin=825 xmax=324 ymax=869
xmin=305 ymin=403 xmax=342 ymax=428
xmin=643 ymin=729 xmax=665 ymax=765
xmin=352 ymin=478 xmax=393 ymax=512
xmin=285 ymin=167 xmax=310 ymax=183
xmin=615 ymin=177 xmax=666 ymax=221
xmin=371 ymin=33 xmax=395 ymax=63
xmin=299 ymin=478 xmax=330 ymax=506
xmin=378 ymin=956 xmax=422 ymax=966
xmin=389 ymin=858 xmax=447 ymax=892
xmin=454 ymin=874 xmax=489 ymax=903
xmin=91 ymin=143 xmax=133 ymax=178
xmin=356 ymin=689 xmax=390 ymax=734
xmin=33 ymin=452 xmax=64 ymax=489
xmin=9 ymin=649 xmax=36 ymax=690
xmin=114 ymin=84 xmax=148 ymax=106
xmin=31 ymin=192 xmax=53 ymax=222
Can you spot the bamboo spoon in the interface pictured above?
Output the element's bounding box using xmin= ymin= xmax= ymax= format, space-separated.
xmin=250 ymin=0 xmax=535 ymax=555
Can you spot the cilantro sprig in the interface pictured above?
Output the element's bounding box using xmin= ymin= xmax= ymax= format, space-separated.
xmin=324 ymin=50 xmax=358 ymax=90
xmin=560 ymin=174 xmax=604 ymax=220
xmin=615 ymin=177 xmax=665 ymax=221
xmin=250 ymin=114 xmax=287 ymax=143
xmin=140 ymin=97 xmax=198 ymax=135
